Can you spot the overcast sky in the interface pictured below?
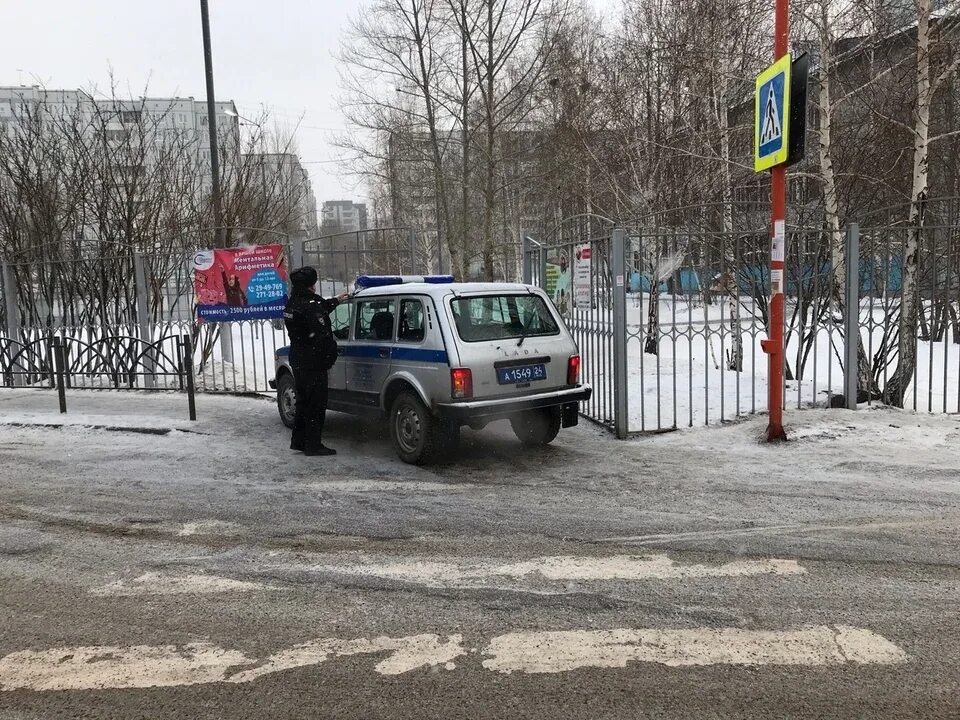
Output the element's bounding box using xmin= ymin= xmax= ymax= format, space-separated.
xmin=2 ymin=0 xmax=616 ymax=210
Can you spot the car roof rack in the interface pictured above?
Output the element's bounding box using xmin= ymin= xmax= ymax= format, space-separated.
xmin=355 ymin=275 xmax=455 ymax=289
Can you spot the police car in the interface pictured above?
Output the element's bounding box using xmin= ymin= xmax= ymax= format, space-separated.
xmin=271 ymin=275 xmax=592 ymax=464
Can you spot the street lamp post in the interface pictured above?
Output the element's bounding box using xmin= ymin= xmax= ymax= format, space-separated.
xmin=199 ymin=0 xmax=233 ymax=364
xmin=200 ymin=0 xmax=223 ymax=246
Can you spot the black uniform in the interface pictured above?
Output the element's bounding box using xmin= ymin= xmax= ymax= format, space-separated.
xmin=283 ymin=271 xmax=340 ymax=456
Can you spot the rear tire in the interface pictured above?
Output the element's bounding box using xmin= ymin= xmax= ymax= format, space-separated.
xmin=511 ymin=407 xmax=562 ymax=447
xmin=277 ymin=372 xmax=297 ymax=429
xmin=390 ymin=391 xmax=442 ymax=465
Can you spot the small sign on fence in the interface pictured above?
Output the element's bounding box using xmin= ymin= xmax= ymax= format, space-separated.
xmin=574 ymin=244 xmax=592 ymax=307
xmin=193 ymin=244 xmax=288 ymax=323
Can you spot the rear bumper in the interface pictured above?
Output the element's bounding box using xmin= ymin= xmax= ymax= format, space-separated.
xmin=436 ymin=385 xmax=592 ymax=423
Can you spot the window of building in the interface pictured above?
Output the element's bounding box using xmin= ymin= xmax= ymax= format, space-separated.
xmin=120 ymin=110 xmax=141 ymax=125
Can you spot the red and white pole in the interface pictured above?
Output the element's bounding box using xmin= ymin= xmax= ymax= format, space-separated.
xmin=765 ymin=0 xmax=789 ymax=441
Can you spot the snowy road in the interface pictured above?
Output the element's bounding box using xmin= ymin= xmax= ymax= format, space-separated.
xmin=0 ymin=390 xmax=959 ymax=718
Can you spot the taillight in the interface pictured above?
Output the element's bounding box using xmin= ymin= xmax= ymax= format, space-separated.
xmin=567 ymin=355 xmax=581 ymax=385
xmin=451 ymin=368 xmax=473 ymax=399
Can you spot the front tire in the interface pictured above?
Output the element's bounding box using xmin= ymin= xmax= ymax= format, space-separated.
xmin=390 ymin=391 xmax=442 ymax=465
xmin=277 ymin=372 xmax=297 ymax=429
xmin=511 ymin=407 xmax=562 ymax=447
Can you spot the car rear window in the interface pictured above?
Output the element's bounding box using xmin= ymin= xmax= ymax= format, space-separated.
xmin=449 ymin=294 xmax=560 ymax=343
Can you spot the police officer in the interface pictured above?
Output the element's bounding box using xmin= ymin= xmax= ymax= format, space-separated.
xmin=283 ymin=267 xmax=349 ymax=456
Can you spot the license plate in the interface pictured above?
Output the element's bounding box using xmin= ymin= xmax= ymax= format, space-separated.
xmin=497 ymin=364 xmax=547 ymax=385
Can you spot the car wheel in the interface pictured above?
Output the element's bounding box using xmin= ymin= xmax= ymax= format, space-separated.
xmin=510 ymin=407 xmax=562 ymax=447
xmin=390 ymin=391 xmax=441 ymax=465
xmin=277 ymin=373 xmax=297 ymax=429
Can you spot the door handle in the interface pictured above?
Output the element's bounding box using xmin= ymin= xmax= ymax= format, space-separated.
xmin=378 ymin=347 xmax=390 ymax=359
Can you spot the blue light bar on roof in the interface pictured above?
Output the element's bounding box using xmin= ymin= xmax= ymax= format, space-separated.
xmin=355 ymin=275 xmax=455 ymax=289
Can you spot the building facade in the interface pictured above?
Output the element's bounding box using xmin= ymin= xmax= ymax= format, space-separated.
xmin=321 ymin=200 xmax=368 ymax=234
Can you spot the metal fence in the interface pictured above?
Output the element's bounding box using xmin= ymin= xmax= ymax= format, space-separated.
xmin=523 ymin=217 xmax=960 ymax=436
xmin=858 ymin=221 xmax=960 ymax=413
xmin=300 ymin=227 xmax=422 ymax=285
xmin=4 ymin=215 xmax=959 ymax=432
xmin=1 ymin=226 xmax=425 ymax=396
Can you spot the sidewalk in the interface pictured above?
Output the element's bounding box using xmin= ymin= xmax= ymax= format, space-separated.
xmin=0 ymin=388 xmax=273 ymax=434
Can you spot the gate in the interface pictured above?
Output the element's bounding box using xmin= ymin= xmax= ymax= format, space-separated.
xmin=522 ymin=225 xmax=626 ymax=434
xmin=299 ymin=227 xmax=426 ymax=285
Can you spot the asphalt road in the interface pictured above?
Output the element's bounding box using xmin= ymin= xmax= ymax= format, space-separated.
xmin=0 ymin=390 xmax=959 ymax=719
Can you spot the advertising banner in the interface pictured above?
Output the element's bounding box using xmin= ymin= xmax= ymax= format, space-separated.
xmin=573 ymin=245 xmax=592 ymax=308
xmin=549 ymin=253 xmax=572 ymax=314
xmin=193 ymin=244 xmax=288 ymax=323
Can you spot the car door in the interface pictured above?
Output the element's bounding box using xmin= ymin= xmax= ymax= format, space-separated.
xmin=328 ymin=300 xmax=352 ymax=393
xmin=347 ymin=295 xmax=397 ymax=408
xmin=390 ymin=295 xmax=445 ymax=401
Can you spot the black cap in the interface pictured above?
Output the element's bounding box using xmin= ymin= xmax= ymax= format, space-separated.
xmin=290 ymin=266 xmax=318 ymax=289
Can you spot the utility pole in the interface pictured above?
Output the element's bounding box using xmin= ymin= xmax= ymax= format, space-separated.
xmin=766 ymin=0 xmax=789 ymax=441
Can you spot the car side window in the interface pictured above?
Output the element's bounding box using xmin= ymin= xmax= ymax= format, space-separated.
xmin=355 ymin=298 xmax=396 ymax=341
xmin=332 ymin=302 xmax=351 ymax=340
xmin=397 ymin=299 xmax=426 ymax=343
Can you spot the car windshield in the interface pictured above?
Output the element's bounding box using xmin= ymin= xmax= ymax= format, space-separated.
xmin=449 ymin=294 xmax=560 ymax=343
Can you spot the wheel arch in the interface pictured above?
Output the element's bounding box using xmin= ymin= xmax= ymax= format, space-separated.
xmin=382 ymin=372 xmax=431 ymax=414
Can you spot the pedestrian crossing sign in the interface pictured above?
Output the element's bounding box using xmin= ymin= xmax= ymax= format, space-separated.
xmin=754 ymin=55 xmax=792 ymax=172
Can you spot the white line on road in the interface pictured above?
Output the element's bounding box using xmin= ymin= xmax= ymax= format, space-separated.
xmin=226 ymin=634 xmax=465 ymax=682
xmin=481 ymin=626 xmax=909 ymax=674
xmin=0 ymin=635 xmax=463 ymax=692
xmin=0 ymin=626 xmax=906 ymax=692
xmin=596 ymin=518 xmax=943 ymax=545
xmin=177 ymin=520 xmax=242 ymax=537
xmin=0 ymin=643 xmax=249 ymax=692
xmin=91 ymin=572 xmax=272 ymax=596
xmin=307 ymin=554 xmax=805 ymax=585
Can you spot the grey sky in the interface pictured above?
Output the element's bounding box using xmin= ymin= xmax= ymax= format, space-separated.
xmin=2 ymin=0 xmax=615 ymax=210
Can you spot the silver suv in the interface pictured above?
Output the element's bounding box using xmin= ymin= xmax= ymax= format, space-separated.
xmin=271 ymin=277 xmax=592 ymax=464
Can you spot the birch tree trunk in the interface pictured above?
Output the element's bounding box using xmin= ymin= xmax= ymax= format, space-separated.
xmin=718 ymin=74 xmax=743 ymax=372
xmin=815 ymin=2 xmax=877 ymax=402
xmin=883 ymin=0 xmax=930 ymax=407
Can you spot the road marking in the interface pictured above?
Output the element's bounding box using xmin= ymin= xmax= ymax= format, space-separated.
xmin=226 ymin=634 xmax=465 ymax=682
xmin=0 ymin=635 xmax=464 ymax=691
xmin=481 ymin=626 xmax=908 ymax=674
xmin=91 ymin=572 xmax=271 ymax=596
xmin=177 ymin=520 xmax=241 ymax=537
xmin=596 ymin=518 xmax=941 ymax=545
xmin=308 ymin=554 xmax=805 ymax=585
xmin=0 ymin=643 xmax=249 ymax=691
xmin=0 ymin=626 xmax=905 ymax=691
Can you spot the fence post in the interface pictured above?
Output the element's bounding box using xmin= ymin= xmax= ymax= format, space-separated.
xmin=291 ymin=235 xmax=306 ymax=270
xmin=611 ymin=228 xmax=628 ymax=439
xmin=522 ymin=233 xmax=532 ymax=284
xmin=539 ymin=243 xmax=548 ymax=291
xmin=53 ymin=337 xmax=67 ymax=414
xmin=843 ymin=223 xmax=860 ymax=410
xmin=133 ymin=252 xmax=156 ymax=390
xmin=182 ymin=334 xmax=197 ymax=421
xmin=2 ymin=258 xmax=24 ymax=387
xmin=437 ymin=231 xmax=446 ymax=276
xmin=408 ymin=228 xmax=417 ymax=273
